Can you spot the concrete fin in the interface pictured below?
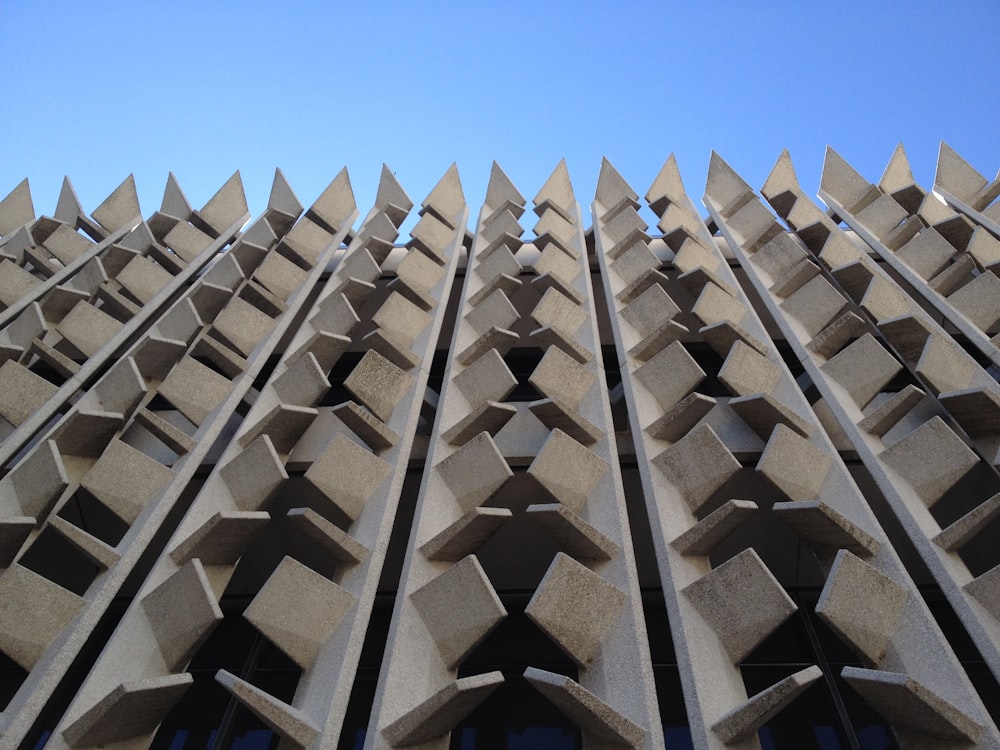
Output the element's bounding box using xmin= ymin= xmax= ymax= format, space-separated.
xmin=914 ymin=333 xmax=976 ymax=395
xmin=421 ymin=163 xmax=465 ymax=228
xmin=526 ymin=553 xmax=625 ymax=666
xmin=81 ymin=440 xmax=174 ymax=524
xmin=761 ymin=149 xmax=801 ymax=203
xmin=682 ymin=548 xmax=797 ymax=663
xmin=220 ymin=435 xmax=288 ymax=511
xmin=533 ymin=159 xmax=575 ymax=220
xmin=879 ymin=143 xmax=916 ymax=195
xmin=529 ymin=345 xmax=595 ymax=409
xmin=526 ymin=503 xmax=618 ymax=561
xmin=161 ymin=172 xmax=193 ymax=218
xmin=807 ymin=311 xmax=867 ymax=359
xmin=653 ymin=424 xmax=740 ymax=513
xmin=170 ymin=510 xmax=271 ymax=566
xmin=485 ymin=161 xmax=526 ymax=218
xmin=344 ymin=349 xmax=415 ymax=422
xmin=634 ymin=341 xmax=706 ymax=411
xmin=628 ymin=319 xmax=690 ymax=362
xmin=712 ymin=665 xmax=823 ymax=744
xmin=646 ymin=153 xmax=687 ymax=215
xmin=91 ymin=174 xmax=140 ymax=233
xmin=92 ymin=356 xmax=147 ymax=416
xmin=198 ymin=170 xmax=248 ymax=237
xmin=285 ymin=332 xmax=350 ymax=379
xmin=0 ymin=564 xmax=86 ymax=669
xmin=216 ymin=669 xmax=319 ymax=748
xmin=756 ymin=425 xmax=832 ymax=502
xmin=670 ymin=499 xmax=758 ymax=556
xmin=773 ymin=501 xmax=880 ymax=560
xmin=305 ymin=433 xmax=392 ymax=521
xmin=0 ymin=178 xmax=34 ymax=235
xmin=47 ymin=516 xmax=120 ymax=570
xmin=820 ymin=146 xmax=872 ymax=209
xmin=420 ymin=507 xmax=512 ymax=562
xmin=458 ymin=326 xmax=520 ymax=366
xmin=595 ymin=156 xmax=639 ymax=213
xmin=527 ymin=429 xmax=608 ymax=513
xmin=534 ymin=209 xmax=578 ymax=255
xmin=841 ymin=666 xmax=985 ymax=743
xmin=730 ymin=393 xmax=814 ymax=440
xmin=244 ymin=556 xmax=356 ymax=669
xmin=646 ymin=392 xmax=717 ymax=442
xmin=817 ymin=551 xmax=909 ymax=664
xmin=61 ymin=673 xmax=193 ymax=747
xmin=523 ymin=667 xmax=645 ymax=747
xmin=142 ymin=559 xmax=222 ymax=670
xmin=373 ymin=291 xmax=433 ymax=351
xmin=948 ymin=271 xmax=1000 ymax=332
xmin=266 ymin=167 xmax=303 ymax=221
xmin=880 ymin=416 xmax=979 ymax=506
xmin=375 ymin=164 xmax=414 ymax=223
xmin=857 ymin=385 xmax=926 ymax=438
xmin=282 ymin=216 xmax=335 ymax=267
xmin=333 ymin=401 xmax=399 ymax=452
xmin=936 ymin=142 xmax=1000 ymax=209
xmin=453 ymin=348 xmax=518 ymax=407
xmin=56 ymin=300 xmax=123 ymax=358
xmin=381 ymin=672 xmax=504 ymax=746
xmin=287 ymin=507 xmax=369 ymax=564
xmin=527 ymin=397 xmax=601 ymax=445
xmin=705 ymin=151 xmax=753 ymax=216
xmin=254 ymin=249 xmax=308 ymax=301
xmin=700 ymin=320 xmax=769 ymax=359
xmin=934 ymin=492 xmax=1000 ymax=552
xmin=303 ymin=166 xmax=355 ymax=234
xmin=482 ymin=208 xmax=524 ymax=246
xmin=436 ymin=431 xmax=512 ymax=512
xmin=54 ymin=176 xmax=85 ymax=227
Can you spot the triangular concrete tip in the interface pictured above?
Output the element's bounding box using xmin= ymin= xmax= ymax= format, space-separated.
xmin=0 ymin=177 xmax=35 ymax=235
xmin=162 ymin=172 xmax=193 ymax=218
xmin=879 ymin=143 xmax=914 ymax=193
xmin=375 ymin=164 xmax=413 ymax=213
xmin=92 ymin=174 xmax=141 ymax=233
xmin=595 ymin=156 xmax=638 ymax=208
xmin=423 ymin=162 xmax=466 ymax=220
xmin=820 ymin=146 xmax=866 ymax=198
xmin=646 ymin=154 xmax=686 ymax=207
xmin=54 ymin=176 xmax=84 ymax=225
xmin=533 ymin=159 xmax=575 ymax=213
xmin=705 ymin=151 xmax=751 ymax=204
xmin=485 ymin=161 xmax=525 ymax=212
xmin=267 ymin=168 xmax=304 ymax=217
xmin=761 ymin=149 xmax=800 ymax=200
xmin=202 ymin=170 xmax=248 ymax=214
xmin=308 ymin=167 xmax=356 ymax=231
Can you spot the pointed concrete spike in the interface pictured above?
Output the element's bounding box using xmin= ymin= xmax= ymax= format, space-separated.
xmin=646 ymin=153 xmax=687 ymax=215
xmin=670 ymin=499 xmax=758 ymax=556
xmin=308 ymin=166 xmax=356 ymax=232
xmin=170 ymin=510 xmax=271 ymax=565
xmin=411 ymin=556 xmax=506 ymax=668
xmin=436 ymin=431 xmax=512 ymax=512
xmin=0 ymin=178 xmax=34 ymax=235
xmin=267 ymin=167 xmax=303 ymax=218
xmin=841 ymin=667 xmax=985 ymax=743
xmin=419 ymin=507 xmax=512 ymax=562
xmin=527 ymin=429 xmax=608 ymax=513
xmin=216 ymin=670 xmax=319 ymax=748
xmin=421 ymin=163 xmax=465 ymax=227
xmin=879 ymin=143 xmax=915 ymax=194
xmin=305 ymin=433 xmax=392 ymax=521
xmin=533 ymin=159 xmax=575 ymax=219
xmin=381 ymin=672 xmax=504 ymax=746
xmin=880 ymin=416 xmax=979 ymax=506
xmin=683 ymin=548 xmax=797 ymax=662
xmin=91 ymin=174 xmax=140 ymax=233
xmin=705 ymin=151 xmax=753 ymax=213
xmin=712 ymin=666 xmax=823 ymax=743
xmin=161 ymin=172 xmax=193 ymax=218
xmin=595 ymin=156 xmax=639 ymax=210
xmin=61 ymin=674 xmax=193 ymax=747
xmin=142 ymin=559 xmax=222 ymax=670
xmin=0 ymin=564 xmax=85 ymax=669
xmin=653 ymin=424 xmax=741 ymax=513
xmin=761 ymin=149 xmax=801 ymax=202
xmin=198 ymin=170 xmax=249 ymax=236
xmin=485 ymin=161 xmax=526 ymax=217
xmin=376 ymin=164 xmax=415 ymax=218
xmin=820 ymin=146 xmax=871 ymax=208
xmin=523 ymin=668 xmax=645 ymax=747
xmin=54 ymin=176 xmax=85 ymax=226
xmin=817 ymin=551 xmax=909 ymax=664
xmin=526 ymin=553 xmax=625 ymax=666
xmin=244 ymin=556 xmax=356 ymax=669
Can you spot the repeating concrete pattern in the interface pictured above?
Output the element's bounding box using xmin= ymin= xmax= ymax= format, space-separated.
xmin=0 ymin=149 xmax=998 ymax=750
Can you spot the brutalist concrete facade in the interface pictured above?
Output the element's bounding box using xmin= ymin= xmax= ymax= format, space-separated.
xmin=0 ymin=145 xmax=998 ymax=750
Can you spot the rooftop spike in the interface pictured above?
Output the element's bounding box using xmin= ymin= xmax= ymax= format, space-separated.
xmin=533 ymin=158 xmax=575 ymax=219
xmin=161 ymin=172 xmax=193 ymax=218
xmin=646 ymin=153 xmax=687 ymax=214
xmin=267 ymin=167 xmax=303 ymax=219
xmin=594 ymin=156 xmax=638 ymax=210
xmin=761 ymin=149 xmax=801 ymax=202
xmin=0 ymin=178 xmax=35 ymax=236
xmin=375 ymin=164 xmax=414 ymax=222
xmin=879 ymin=143 xmax=916 ymax=194
xmin=91 ymin=174 xmax=141 ymax=233
xmin=421 ymin=162 xmax=465 ymax=228
xmin=484 ymin=161 xmax=525 ymax=217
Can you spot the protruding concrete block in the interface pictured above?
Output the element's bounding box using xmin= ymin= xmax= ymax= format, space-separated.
xmin=344 ymin=350 xmax=414 ymax=422
xmin=457 ymin=326 xmax=520 ymax=366
xmin=116 ymin=254 xmax=173 ymax=305
xmin=528 ymin=397 xmax=600 ymax=445
xmin=453 ymin=348 xmax=517 ymax=406
xmin=51 ymin=408 xmax=122 ymax=457
xmin=237 ymin=402 xmax=318 ymax=454
xmin=524 ymin=667 xmax=645 ymax=747
xmin=634 ymin=341 xmax=705 ymax=411
xmin=304 ymin=291 xmax=357 ymax=339
xmin=220 ymin=436 xmax=288 ymax=512
xmin=779 ymin=274 xmax=848 ymax=337
xmin=527 ymin=429 xmax=608 ymax=513
xmin=47 ymin=516 xmax=120 ymax=570
xmin=420 ymin=507 xmax=512 ymax=562
xmin=712 ymin=666 xmax=823 ymax=744
xmin=806 ymin=312 xmax=867 ymax=359
xmin=1 ymin=440 xmax=68 ymax=517
xmin=700 ymin=320 xmax=769 ymax=359
xmin=646 ymin=393 xmax=717 ymax=442
xmin=57 ymin=301 xmax=123 ymax=359
xmin=271 ymin=352 xmax=330 ymax=408
xmin=615 ymin=268 xmax=670 ymax=305
xmin=159 ymin=356 xmax=232 ymax=427
xmin=0 ymin=360 xmax=58 ymax=427
xmin=244 ymin=556 xmax=356 ymax=669
xmin=534 ymin=209 xmax=578 ymax=254
xmin=895 ymin=228 xmax=955 ymax=280
xmin=729 ymin=393 xmax=813 ymax=440
xmin=0 ymin=177 xmax=34 ymax=235
xmin=621 ymin=283 xmax=680 ymax=339
xmin=374 ymin=292 xmax=433 ymax=350
xmin=81 ymin=440 xmax=175 ymax=524
xmin=527 ymin=553 xmax=625 ymax=666
xmin=692 ymin=282 xmax=747 ymax=328
xmin=531 ymin=287 xmax=586 ymax=338
xmin=393 ymin=248 xmax=444 ymax=308
xmin=533 ymin=159 xmax=575 ymax=221
xmin=475 ymin=244 xmax=521 ymax=283
xmin=216 ymin=670 xmax=319 ymax=748
xmin=197 ymin=171 xmax=249 ymax=238
xmin=305 ymin=433 xmax=392 ymax=521
xmin=880 ymin=417 xmax=979 ymax=506
xmin=914 ymin=334 xmax=975 ymax=394
xmin=934 ymin=493 xmax=1000 ymax=552
xmin=533 ymin=244 xmax=579 ymax=286
xmin=437 ymin=432 xmax=512 ymax=512
xmin=526 ymin=503 xmax=618 ymax=561
xmin=420 ymin=163 xmax=465 ymax=229
xmin=528 ymin=326 xmax=592 ymax=364
xmin=333 ymin=401 xmax=399 ymax=452
xmin=464 ymin=289 xmax=518 ymax=336
xmin=411 ymin=555 xmax=506 ymax=668
xmin=381 ymin=672 xmax=504 ymax=747
xmin=773 ymin=501 xmax=880 ymax=559
xmin=409 ymin=212 xmax=454 ymax=264
xmin=211 ymin=296 xmax=276 ymax=358
xmin=841 ymin=667 xmax=985 ymax=743
xmin=820 ymin=333 xmax=902 ymax=408
xmin=287 ymin=507 xmax=369 ymax=565
xmin=948 ymin=271 xmax=1000 ymax=332
xmin=670 ymin=499 xmax=758 ymax=556
xmin=529 ymin=345 xmax=595 ymax=408
xmin=817 ymin=551 xmax=908 ymax=664
xmin=0 ymin=564 xmax=85 ymax=669
xmin=653 ymin=424 xmax=741 ymax=513
xmin=610 ymin=240 xmax=658 ymax=285
xmin=718 ymin=340 xmax=781 ymax=397
xmin=170 ymin=510 xmax=271 ymax=565
xmin=0 ymin=259 xmax=42 ymax=307
xmin=442 ymin=401 xmax=518 ymax=445
xmin=628 ymin=319 xmax=690 ymax=362
xmin=682 ymin=548 xmax=797 ymax=663
xmin=142 ymin=559 xmax=222 ymax=670
xmin=62 ymin=674 xmax=193 ymax=747
xmin=756 ymin=425 xmax=832 ymax=502
xmin=938 ymin=386 xmax=1000 ymax=437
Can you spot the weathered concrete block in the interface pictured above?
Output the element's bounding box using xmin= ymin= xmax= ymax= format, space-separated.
xmin=756 ymin=425 xmax=831 ymax=501
xmin=965 ymin=564 xmax=1000 ymax=622
xmin=0 ymin=359 xmax=57 ymax=427
xmin=474 ymin=244 xmax=521 ymax=284
xmin=453 ymin=348 xmax=517 ymax=406
xmin=344 ymin=350 xmax=415 ymax=422
xmin=0 ymin=517 xmax=34 ymax=569
xmin=652 ymin=424 xmax=740 ymax=513
xmin=1 ymin=440 xmax=68 ymax=517
xmin=528 ymin=397 xmax=600 ymax=445
xmin=216 ymin=670 xmax=319 ymax=748
xmin=692 ymin=282 xmax=747 ymax=328
xmin=436 ymin=431 xmax=512 ymax=512
xmin=531 ymin=287 xmax=586 ymax=338
xmin=305 ymin=433 xmax=392 ymax=521
xmin=914 ymin=334 xmax=975 ymax=394
xmin=628 ymin=319 xmax=690 ymax=362
xmin=938 ymin=386 xmax=1000 ymax=437
xmin=333 ymin=401 xmax=399 ymax=452
xmin=442 ymin=401 xmax=518 ymax=445
xmin=57 ymin=301 xmax=123 ymax=359
xmin=773 ymin=501 xmax=879 ymax=560
xmin=670 ymin=499 xmax=758 ymax=556
xmin=646 ymin=392 xmax=717 ymax=442
xmin=621 ymin=283 xmax=681 ymax=339
xmin=212 ymin=296 xmax=276 ymax=358
xmin=729 ymin=393 xmax=814 ymax=440
xmin=634 ymin=341 xmax=705 ymax=411
xmin=821 ymin=333 xmax=902 ymax=408
xmin=610 ymin=240 xmax=659 ymax=285
xmin=718 ymin=340 xmax=781 ymax=397
xmin=529 ymin=345 xmax=595 ymax=408
xmin=170 ymin=510 xmax=271 ymax=565
xmin=779 ymin=274 xmax=848 ymax=337
xmin=419 ymin=507 xmax=512 ymax=562
xmin=0 ymin=564 xmax=85 ymax=669
xmin=700 ymin=320 xmax=769 ymax=359
xmin=81 ymin=439 xmax=174 ymax=524
xmin=533 ymin=244 xmax=579 ymax=286
xmin=615 ymin=267 xmax=670 ymax=305
xmin=880 ymin=417 xmax=979 ymax=506
xmin=895 ymin=228 xmax=955 ymax=280
xmin=526 ymin=503 xmax=618 ymax=561
xmin=220 ymin=436 xmax=288 ymax=512
xmin=457 ymin=326 xmax=520 ymax=366
xmin=712 ymin=666 xmax=823 ymax=744
xmin=948 ymin=271 xmax=1000 ymax=332
xmin=527 ymin=429 xmax=608 ymax=513
xmin=527 ymin=326 xmax=592 ymax=364
xmin=142 ymin=559 xmax=222 ymax=670
xmin=806 ymin=311 xmax=867 ymax=359
xmin=464 ymin=289 xmax=518 ymax=337
xmin=47 ymin=515 xmax=119 ymax=570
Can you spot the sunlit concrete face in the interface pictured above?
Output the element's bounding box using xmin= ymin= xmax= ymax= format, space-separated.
xmin=0 ymin=145 xmax=998 ymax=750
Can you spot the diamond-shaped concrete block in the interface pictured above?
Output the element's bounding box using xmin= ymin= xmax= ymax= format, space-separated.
xmin=453 ymin=348 xmax=517 ymax=406
xmin=57 ymin=301 xmax=123 ymax=359
xmin=531 ymin=287 xmax=586 ymax=338
xmin=436 ymin=432 xmax=512 ymax=512
xmin=682 ymin=548 xmax=797 ymax=663
xmin=344 ymin=350 xmax=415 ymax=422
xmin=692 ymin=282 xmax=747 ymax=328
xmin=821 ymin=334 xmax=902 ymax=408
xmin=464 ymin=289 xmax=518 ymax=336
xmin=756 ymin=425 xmax=832 ymax=502
xmin=817 ymin=551 xmax=909 ymax=664
xmin=0 ymin=564 xmax=85 ymax=670
xmin=305 ymin=434 xmax=392 ymax=521
xmin=411 ymin=555 xmax=506 ymax=668
xmin=652 ymin=424 xmax=741 ymax=513
xmin=211 ymin=296 xmax=276 ymax=358
xmin=718 ymin=340 xmax=781 ymax=397
xmin=141 ymin=559 xmax=222 ymax=670
xmin=81 ymin=440 xmax=175 ymax=524
xmin=526 ymin=553 xmax=626 ymax=666
xmin=219 ymin=436 xmax=288 ymax=512
xmin=527 ymin=429 xmax=608 ymax=513
xmin=634 ymin=341 xmax=705 ymax=411
xmin=779 ymin=274 xmax=848 ymax=337
xmin=533 ymin=244 xmax=579 ymax=286
xmin=621 ymin=283 xmax=681 ymax=339
xmin=374 ymin=292 xmax=433 ymax=349
xmin=914 ymin=334 xmax=975 ymax=395
xmin=159 ymin=355 xmax=232 ymax=427
xmin=244 ymin=556 xmax=356 ymax=669
xmin=880 ymin=417 xmax=979 ymax=506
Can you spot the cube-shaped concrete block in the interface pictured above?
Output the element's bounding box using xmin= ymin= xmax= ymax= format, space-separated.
xmin=821 ymin=334 xmax=902 ymax=408
xmin=531 ymin=287 xmax=586 ymax=338
xmin=411 ymin=555 xmax=506 ymax=668
xmin=81 ymin=440 xmax=175 ymax=524
xmin=453 ymin=348 xmax=517 ymax=406
xmin=464 ymin=289 xmax=518 ymax=337
xmin=880 ymin=417 xmax=979 ymax=506
xmin=718 ymin=340 xmax=781 ymax=397
xmin=621 ymin=283 xmax=681 ymax=339
xmin=817 ymin=551 xmax=909 ymax=664
xmin=219 ymin=436 xmax=288 ymax=512
xmin=712 ymin=666 xmax=823 ymax=744
xmin=756 ymin=425 xmax=832 ymax=502
xmin=159 ymin=356 xmax=233 ymax=427
xmin=682 ymin=548 xmax=797 ymax=663
xmin=141 ymin=559 xmax=222 ymax=670
xmin=374 ymin=292 xmax=433 ymax=349
xmin=634 ymin=341 xmax=705 ymax=412
xmin=652 ymin=424 xmax=741 ymax=513
xmin=526 ymin=553 xmax=626 ymax=666
xmin=344 ymin=350 xmax=415 ymax=422
xmin=305 ymin=434 xmax=393 ymax=521
xmin=527 ymin=429 xmax=608 ymax=513
xmin=0 ymin=564 xmax=85 ymax=670
xmin=244 ymin=556 xmax=356 ymax=669
xmin=436 ymin=432 xmax=512 ymax=512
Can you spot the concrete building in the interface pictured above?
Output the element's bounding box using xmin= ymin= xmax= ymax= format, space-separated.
xmin=0 ymin=145 xmax=998 ymax=750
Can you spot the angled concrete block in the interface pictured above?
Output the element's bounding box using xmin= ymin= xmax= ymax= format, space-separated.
xmin=967 ymin=226 xmax=1000 ymax=270
xmin=948 ymin=271 xmax=1000 ymax=332
xmin=531 ymin=287 xmax=586 ymax=338
xmin=533 ymin=244 xmax=579 ymax=286
xmin=0 ymin=259 xmax=42 ymax=306
xmin=116 ymin=254 xmax=173 ymax=305
xmin=374 ymin=292 xmax=433 ymax=349
xmin=305 ymin=433 xmax=392 ymax=521
xmin=436 ymin=431 xmax=512 ymax=512
xmin=238 ymin=402 xmax=318 ymax=454
xmin=333 ymin=401 xmax=399 ymax=452
xmin=244 ymin=556 xmax=356 ymax=669
xmin=679 ymin=265 xmax=739 ymax=300
xmin=220 ymin=436 xmax=288 ymax=512
xmin=652 ymin=424 xmax=741 ymax=513
xmin=914 ymin=333 xmax=975 ymax=394
xmin=0 ymin=177 xmax=34 ymax=235
xmin=361 ymin=328 xmax=421 ymax=371
xmin=773 ymin=501 xmax=880 ymax=559
xmin=527 ymin=429 xmax=608 ymax=513
xmin=729 ymin=393 xmax=813 ymax=440
xmin=817 ymin=551 xmax=908 ymax=664
xmin=61 ymin=674 xmax=193 ymax=748
xmin=718 ymin=340 xmax=781 ymax=397
xmin=756 ymin=425 xmax=832 ymax=502
xmin=524 ymin=667 xmax=645 ymax=747
xmin=895 ymin=229 xmax=955 ymax=280
xmin=965 ymin=565 xmax=1000 ymax=622
xmin=420 ymin=507 xmax=512 ymax=562
xmin=51 ymin=408 xmax=122 ymax=457
xmin=442 ymin=401 xmax=518 ymax=445
xmin=820 ymin=333 xmax=902 ymax=408
xmin=47 ymin=516 xmax=119 ymax=570
xmin=525 ymin=347 xmax=593 ymax=409
xmin=211 ymin=296 xmax=276 ymax=358
xmin=457 ymin=326 xmax=519 ymax=366
xmin=779 ymin=274 xmax=848 ymax=337
xmin=634 ymin=341 xmax=705 ymax=411
xmin=609 ymin=241 xmax=658 ymax=286
xmin=526 ymin=503 xmax=618 ymax=561
xmin=880 ymin=417 xmax=979 ymax=506
xmin=381 ymin=672 xmax=504 ymax=747
xmin=420 ymin=163 xmax=465 ymax=229
xmin=534 ymin=209 xmax=577 ymax=253
xmin=474 ymin=244 xmax=521 ymax=283
xmin=628 ymin=319 xmax=689 ymax=362
xmin=692 ymin=282 xmax=747 ymax=328
xmin=621 ymin=283 xmax=680 ymax=339
xmin=615 ymin=267 xmax=670 ymax=305
xmin=484 ymin=161 xmax=526 ymax=217
xmin=670 ymin=499 xmax=758 ymax=556
xmin=411 ymin=555 xmax=506 ymax=668
xmin=142 ymin=559 xmax=222 ymax=670
xmin=934 ymin=492 xmax=1000 ymax=551
xmin=464 ymin=289 xmax=518 ymax=336
xmin=841 ymin=667 xmax=984 ymax=743
xmin=806 ymin=311 xmax=867 ymax=359
xmin=0 ymin=359 xmax=58 ymax=427
xmin=271 ymin=352 xmax=330 ymax=408
xmin=682 ymin=548 xmax=797 ymax=663
xmin=646 ymin=393 xmax=717 ymax=442
xmin=469 ymin=272 xmax=521 ymax=307
xmin=2 ymin=440 xmax=69 ymax=517
xmin=712 ymin=666 xmax=823 ymax=744
xmin=453 ymin=348 xmax=517 ymax=406
xmin=163 ymin=220 xmax=213 ymax=264
xmin=0 ymin=564 xmax=85 ymax=669
xmin=408 ymin=212 xmax=454 ymax=264
xmin=700 ymin=320 xmax=769 ymax=359
xmin=344 ymin=350 xmax=414 ymax=422
xmin=57 ymin=301 xmax=123 ymax=359
xmin=81 ymin=440 xmax=175 ymax=524
xmin=527 ymin=326 xmax=592 ymax=364
xmin=394 ymin=247 xmax=444 ymax=303
xmin=938 ymin=386 xmax=1000 ymax=437
xmin=527 ymin=553 xmax=625 ymax=666
xmin=0 ymin=517 xmax=34 ymax=569
xmin=216 ymin=670 xmax=318 ymax=748
xmin=752 ymin=231 xmax=808 ymax=282
xmin=42 ymin=224 xmax=94 ymax=264
xmin=528 ymin=397 xmax=600 ymax=445
xmin=170 ymin=510 xmax=271 ymax=565
xmin=287 ymin=507 xmax=369 ymax=565
xmin=928 ymin=254 xmax=976 ymax=296
xmin=338 ymin=247 xmax=382 ymax=285
xmin=197 ymin=171 xmax=248 ymax=238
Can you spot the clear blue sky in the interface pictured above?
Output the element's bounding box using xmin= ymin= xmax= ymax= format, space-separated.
xmin=3 ymin=1 xmax=998 ymax=224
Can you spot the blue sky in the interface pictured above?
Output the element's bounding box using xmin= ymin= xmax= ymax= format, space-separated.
xmin=3 ymin=1 xmax=998 ymax=224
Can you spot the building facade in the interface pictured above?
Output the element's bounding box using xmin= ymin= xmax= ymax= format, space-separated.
xmin=0 ymin=145 xmax=998 ymax=750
